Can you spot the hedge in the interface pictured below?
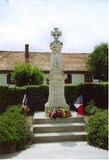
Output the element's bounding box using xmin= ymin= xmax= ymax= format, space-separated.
xmin=81 ymin=83 xmax=108 ymax=109
xmin=0 ymin=83 xmax=108 ymax=113
xmin=85 ymin=109 xmax=108 ymax=150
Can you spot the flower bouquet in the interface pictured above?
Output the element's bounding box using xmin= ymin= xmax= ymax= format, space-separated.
xmin=47 ymin=107 xmax=72 ymax=119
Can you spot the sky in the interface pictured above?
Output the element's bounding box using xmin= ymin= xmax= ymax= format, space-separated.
xmin=0 ymin=0 xmax=108 ymax=53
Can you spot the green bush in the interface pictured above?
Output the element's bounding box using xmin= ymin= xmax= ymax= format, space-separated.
xmin=12 ymin=63 xmax=44 ymax=86
xmin=85 ymin=110 xmax=108 ymax=150
xmin=85 ymin=100 xmax=98 ymax=115
xmin=0 ymin=105 xmax=33 ymax=150
xmin=6 ymin=104 xmax=22 ymax=114
xmin=0 ymin=114 xmax=18 ymax=143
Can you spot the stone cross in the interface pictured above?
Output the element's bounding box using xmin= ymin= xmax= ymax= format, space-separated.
xmin=51 ymin=28 xmax=62 ymax=41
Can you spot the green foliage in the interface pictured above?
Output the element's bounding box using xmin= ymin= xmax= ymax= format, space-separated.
xmin=6 ymin=104 xmax=22 ymax=114
xmin=86 ymin=43 xmax=108 ymax=81
xmin=92 ymin=84 xmax=108 ymax=109
xmin=12 ymin=63 xmax=44 ymax=86
xmin=85 ymin=100 xmax=98 ymax=115
xmin=0 ymin=83 xmax=108 ymax=112
xmin=65 ymin=84 xmax=79 ymax=110
xmin=0 ymin=105 xmax=33 ymax=150
xmin=81 ymin=83 xmax=108 ymax=110
xmin=85 ymin=110 xmax=108 ymax=150
xmin=28 ymin=85 xmax=49 ymax=112
xmin=0 ymin=86 xmax=25 ymax=112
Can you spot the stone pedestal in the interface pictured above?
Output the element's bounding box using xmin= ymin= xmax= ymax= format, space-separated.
xmin=45 ymin=28 xmax=70 ymax=114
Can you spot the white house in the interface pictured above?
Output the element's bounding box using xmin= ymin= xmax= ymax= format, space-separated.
xmin=0 ymin=44 xmax=92 ymax=86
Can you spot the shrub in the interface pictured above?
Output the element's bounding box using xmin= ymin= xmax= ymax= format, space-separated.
xmin=6 ymin=104 xmax=22 ymax=114
xmin=85 ymin=100 xmax=98 ymax=115
xmin=12 ymin=63 xmax=44 ymax=86
xmin=85 ymin=110 xmax=108 ymax=150
xmin=0 ymin=114 xmax=18 ymax=144
xmin=0 ymin=105 xmax=34 ymax=150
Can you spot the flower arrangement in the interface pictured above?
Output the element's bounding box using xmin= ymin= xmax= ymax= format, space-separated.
xmin=47 ymin=107 xmax=72 ymax=118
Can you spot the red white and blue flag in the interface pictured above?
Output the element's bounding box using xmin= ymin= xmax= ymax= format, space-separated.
xmin=22 ymin=87 xmax=30 ymax=114
xmin=74 ymin=94 xmax=84 ymax=115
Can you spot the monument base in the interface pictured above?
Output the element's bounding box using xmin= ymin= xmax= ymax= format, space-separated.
xmin=45 ymin=102 xmax=70 ymax=116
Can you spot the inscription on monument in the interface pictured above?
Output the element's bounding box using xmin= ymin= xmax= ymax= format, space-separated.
xmin=50 ymin=84 xmax=63 ymax=105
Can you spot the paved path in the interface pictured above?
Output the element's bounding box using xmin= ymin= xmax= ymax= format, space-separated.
xmin=0 ymin=141 xmax=108 ymax=160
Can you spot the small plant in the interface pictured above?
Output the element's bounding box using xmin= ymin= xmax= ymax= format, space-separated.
xmin=85 ymin=100 xmax=98 ymax=115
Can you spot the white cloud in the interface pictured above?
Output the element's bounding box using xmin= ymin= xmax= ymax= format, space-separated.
xmin=0 ymin=0 xmax=108 ymax=52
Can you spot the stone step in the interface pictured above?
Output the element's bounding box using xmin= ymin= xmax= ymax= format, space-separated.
xmin=33 ymin=117 xmax=85 ymax=124
xmin=33 ymin=132 xmax=87 ymax=143
xmin=33 ymin=112 xmax=85 ymax=124
xmin=32 ymin=112 xmax=87 ymax=143
xmin=33 ymin=122 xmax=86 ymax=133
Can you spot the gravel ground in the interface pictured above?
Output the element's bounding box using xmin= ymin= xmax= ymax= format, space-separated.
xmin=0 ymin=141 xmax=108 ymax=160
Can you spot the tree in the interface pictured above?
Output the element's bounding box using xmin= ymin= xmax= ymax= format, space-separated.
xmin=12 ymin=63 xmax=44 ymax=86
xmin=86 ymin=43 xmax=108 ymax=81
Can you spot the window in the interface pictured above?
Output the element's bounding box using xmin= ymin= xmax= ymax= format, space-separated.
xmin=85 ymin=75 xmax=92 ymax=82
xmin=7 ymin=73 xmax=15 ymax=84
xmin=65 ymin=74 xmax=72 ymax=83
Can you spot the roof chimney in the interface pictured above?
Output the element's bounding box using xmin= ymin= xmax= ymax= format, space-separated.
xmin=25 ymin=44 xmax=29 ymax=63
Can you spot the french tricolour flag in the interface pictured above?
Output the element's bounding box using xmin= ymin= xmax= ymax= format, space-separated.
xmin=74 ymin=94 xmax=84 ymax=115
xmin=22 ymin=87 xmax=30 ymax=113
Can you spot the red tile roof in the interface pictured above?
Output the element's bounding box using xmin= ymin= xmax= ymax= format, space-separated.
xmin=0 ymin=51 xmax=89 ymax=72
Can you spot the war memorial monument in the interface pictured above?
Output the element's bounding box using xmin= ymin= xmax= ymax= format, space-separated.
xmin=45 ymin=28 xmax=70 ymax=115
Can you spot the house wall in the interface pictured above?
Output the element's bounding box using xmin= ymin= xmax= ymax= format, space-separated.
xmin=71 ymin=73 xmax=84 ymax=84
xmin=0 ymin=73 xmax=86 ymax=86
xmin=0 ymin=74 xmax=7 ymax=86
xmin=44 ymin=73 xmax=85 ymax=84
